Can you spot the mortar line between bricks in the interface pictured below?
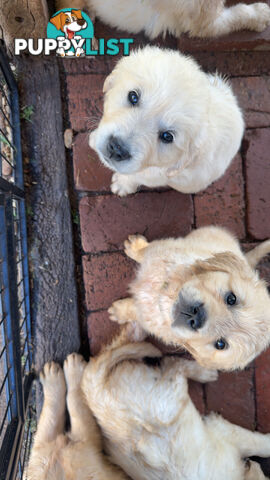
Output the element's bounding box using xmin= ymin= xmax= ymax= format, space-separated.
xmin=253 ymin=364 xmax=258 ymax=430
xmin=58 ymin=61 xmax=91 ymax=357
xmin=86 ymin=308 xmax=108 ymax=314
xmin=65 ymin=71 xmax=113 ymax=76
xmin=229 ymin=74 xmax=270 ymax=79
xmin=245 ymin=126 xmax=270 ymax=131
xmin=77 ymin=188 xmax=173 ymax=196
xmin=191 ymin=194 xmax=196 ymax=229
xmin=202 ymin=384 xmax=208 ymax=415
xmin=240 ymin=142 xmax=248 ymax=241
xmin=82 ymin=249 xmax=126 ymax=257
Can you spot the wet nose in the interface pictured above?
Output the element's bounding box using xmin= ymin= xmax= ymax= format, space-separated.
xmin=77 ymin=18 xmax=86 ymax=26
xmin=107 ymin=136 xmax=131 ymax=161
xmin=187 ymin=303 xmax=206 ymax=330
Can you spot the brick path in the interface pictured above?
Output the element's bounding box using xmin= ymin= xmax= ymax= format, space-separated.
xmin=62 ymin=17 xmax=270 ymax=438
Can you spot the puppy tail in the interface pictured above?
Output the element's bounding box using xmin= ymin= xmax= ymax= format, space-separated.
xmin=246 ymin=240 xmax=270 ymax=269
xmin=84 ymin=342 xmax=162 ymax=390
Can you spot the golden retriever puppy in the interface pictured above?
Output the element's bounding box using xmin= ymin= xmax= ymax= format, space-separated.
xmin=57 ymin=0 xmax=270 ymax=39
xmin=27 ymin=353 xmax=128 ymax=480
xmin=82 ymin=325 xmax=270 ymax=480
xmin=108 ymin=226 xmax=270 ymax=370
xmin=89 ymin=47 xmax=244 ymax=196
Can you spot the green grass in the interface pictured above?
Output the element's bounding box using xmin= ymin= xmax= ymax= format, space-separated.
xmin=20 ymin=105 xmax=34 ymax=123
xmin=71 ymin=209 xmax=79 ymax=225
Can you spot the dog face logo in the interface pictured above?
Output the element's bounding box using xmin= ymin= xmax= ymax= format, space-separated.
xmin=50 ymin=10 xmax=87 ymax=40
xmin=47 ymin=8 xmax=93 ymax=57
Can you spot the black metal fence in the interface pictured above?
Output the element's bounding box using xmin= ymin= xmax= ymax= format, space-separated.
xmin=0 ymin=47 xmax=34 ymax=480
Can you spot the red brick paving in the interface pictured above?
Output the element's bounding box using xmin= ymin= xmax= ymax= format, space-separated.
xmin=245 ymin=128 xmax=270 ymax=239
xmin=231 ymin=77 xmax=270 ymax=128
xmin=205 ymin=368 xmax=256 ymax=430
xmin=64 ymin=18 xmax=270 ymax=439
xmin=194 ymin=154 xmax=245 ymax=239
xmin=79 ymin=191 xmax=193 ymax=253
xmin=87 ymin=310 xmax=121 ymax=356
xmin=73 ymin=133 xmax=111 ymax=191
xmin=256 ymin=349 xmax=270 ymax=433
xmin=82 ymin=252 xmax=135 ymax=310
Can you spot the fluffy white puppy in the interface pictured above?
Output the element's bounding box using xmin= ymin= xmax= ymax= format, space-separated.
xmin=89 ymin=47 xmax=244 ymax=196
xmin=57 ymin=0 xmax=270 ymax=39
xmin=82 ymin=326 xmax=270 ymax=480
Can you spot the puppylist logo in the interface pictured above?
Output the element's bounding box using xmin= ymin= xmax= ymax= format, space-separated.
xmin=15 ymin=8 xmax=134 ymax=57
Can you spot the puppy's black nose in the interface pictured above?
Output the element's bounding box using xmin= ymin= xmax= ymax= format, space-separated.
xmin=187 ymin=303 xmax=206 ymax=330
xmin=107 ymin=136 xmax=131 ymax=162
xmin=77 ymin=18 xmax=86 ymax=26
xmin=172 ymin=298 xmax=206 ymax=331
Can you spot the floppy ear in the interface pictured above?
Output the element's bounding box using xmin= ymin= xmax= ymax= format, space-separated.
xmin=246 ymin=240 xmax=270 ymax=269
xmin=71 ymin=9 xmax=83 ymax=19
xmin=103 ymin=73 xmax=115 ymax=93
xmin=50 ymin=12 xmax=65 ymax=30
xmin=192 ymin=252 xmax=252 ymax=278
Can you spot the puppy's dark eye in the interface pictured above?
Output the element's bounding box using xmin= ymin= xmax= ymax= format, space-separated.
xmin=128 ymin=90 xmax=140 ymax=106
xmin=65 ymin=18 xmax=71 ymax=24
xmin=159 ymin=131 xmax=174 ymax=144
xmin=215 ymin=338 xmax=228 ymax=350
xmin=225 ymin=291 xmax=237 ymax=306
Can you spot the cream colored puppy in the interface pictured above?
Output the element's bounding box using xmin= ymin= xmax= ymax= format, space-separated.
xmin=57 ymin=0 xmax=270 ymax=39
xmin=89 ymin=47 xmax=244 ymax=196
xmin=82 ymin=326 xmax=270 ymax=480
xmin=109 ymin=226 xmax=270 ymax=370
xmin=27 ymin=353 xmax=128 ymax=480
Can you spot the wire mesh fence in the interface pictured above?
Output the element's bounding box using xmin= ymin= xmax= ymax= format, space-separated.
xmin=0 ymin=46 xmax=34 ymax=480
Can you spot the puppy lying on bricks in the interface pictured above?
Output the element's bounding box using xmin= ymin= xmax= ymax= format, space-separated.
xmin=108 ymin=225 xmax=270 ymax=371
xmin=57 ymin=0 xmax=270 ymax=39
xmin=89 ymin=47 xmax=244 ymax=196
xmin=82 ymin=323 xmax=270 ymax=480
xmin=27 ymin=354 xmax=128 ymax=480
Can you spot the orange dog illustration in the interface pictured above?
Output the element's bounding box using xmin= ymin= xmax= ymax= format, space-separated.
xmin=50 ymin=9 xmax=87 ymax=56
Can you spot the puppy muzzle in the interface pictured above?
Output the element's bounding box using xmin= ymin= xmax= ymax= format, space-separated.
xmin=172 ymin=294 xmax=207 ymax=331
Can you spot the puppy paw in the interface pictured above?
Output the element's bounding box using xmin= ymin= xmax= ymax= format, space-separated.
xmin=108 ymin=298 xmax=133 ymax=324
xmin=111 ymin=173 xmax=138 ymax=196
xmin=75 ymin=47 xmax=85 ymax=57
xmin=199 ymin=368 xmax=219 ymax=383
xmin=124 ymin=234 xmax=148 ymax=261
xmin=64 ymin=353 xmax=87 ymax=390
xmin=40 ymin=362 xmax=66 ymax=397
xmin=252 ymin=3 xmax=270 ymax=31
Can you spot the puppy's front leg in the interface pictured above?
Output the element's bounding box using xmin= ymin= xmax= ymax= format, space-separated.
xmin=111 ymin=167 xmax=168 ymax=197
xmin=108 ymin=297 xmax=137 ymax=325
xmin=64 ymin=353 xmax=101 ymax=444
xmin=33 ymin=362 xmax=66 ymax=446
xmin=124 ymin=234 xmax=149 ymax=263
